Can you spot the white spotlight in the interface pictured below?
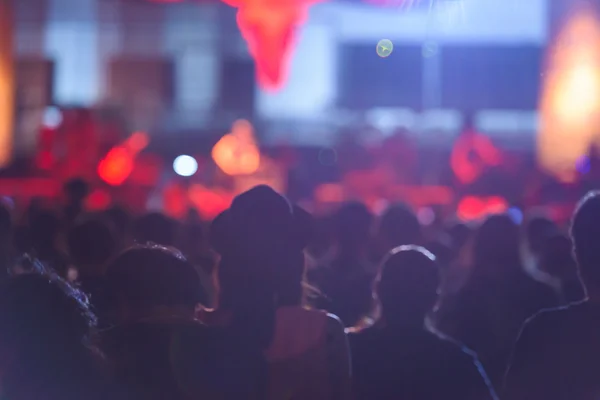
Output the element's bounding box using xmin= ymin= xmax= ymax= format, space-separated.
xmin=173 ymin=155 xmax=198 ymax=177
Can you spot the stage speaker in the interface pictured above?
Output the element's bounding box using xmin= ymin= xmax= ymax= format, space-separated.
xmin=14 ymin=58 xmax=55 ymax=155
xmin=218 ymin=58 xmax=256 ymax=119
xmin=16 ymin=57 xmax=54 ymax=108
xmin=108 ymin=57 xmax=175 ymax=130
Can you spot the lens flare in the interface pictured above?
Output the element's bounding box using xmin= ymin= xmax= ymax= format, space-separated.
xmin=538 ymin=4 xmax=600 ymax=182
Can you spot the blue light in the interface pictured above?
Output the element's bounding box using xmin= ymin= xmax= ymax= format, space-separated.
xmin=576 ymin=156 xmax=591 ymax=174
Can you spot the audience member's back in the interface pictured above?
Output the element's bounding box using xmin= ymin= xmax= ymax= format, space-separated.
xmin=433 ymin=214 xmax=558 ymax=386
xmin=100 ymin=245 xmax=264 ymax=400
xmin=350 ymin=246 xmax=495 ymax=400
xmin=504 ymin=191 xmax=600 ymax=400
xmin=205 ymin=185 xmax=351 ymax=400
xmin=313 ymin=202 xmax=375 ymax=327
xmin=0 ymin=270 xmax=121 ymax=400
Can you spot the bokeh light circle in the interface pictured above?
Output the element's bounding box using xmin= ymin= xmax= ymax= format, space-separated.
xmin=173 ymin=155 xmax=198 ymax=177
xmin=377 ymin=39 xmax=394 ymax=58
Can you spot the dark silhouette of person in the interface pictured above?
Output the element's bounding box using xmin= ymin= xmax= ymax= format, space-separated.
xmin=100 ymin=245 xmax=260 ymax=400
xmin=313 ymin=202 xmax=376 ymax=327
xmin=28 ymin=210 xmax=69 ymax=277
xmin=67 ymin=217 xmax=117 ymax=323
xmin=521 ymin=213 xmax=559 ymax=272
xmin=103 ymin=205 xmax=133 ymax=251
xmin=177 ymin=221 xmax=217 ymax=308
xmin=63 ymin=178 xmax=89 ymax=226
xmin=375 ymin=203 xmax=422 ymax=260
xmin=0 ymin=203 xmax=13 ymax=284
xmin=520 ymin=214 xmax=562 ymax=300
xmin=350 ymin=246 xmax=497 ymax=400
xmin=438 ymin=221 xmax=475 ymax=295
xmin=504 ymin=191 xmax=600 ymax=400
xmin=0 ymin=269 xmax=123 ymax=400
xmin=204 ymin=185 xmax=351 ymax=399
xmin=538 ymin=233 xmax=585 ymax=304
xmin=433 ymin=213 xmax=558 ymax=388
xmin=133 ymin=212 xmax=177 ymax=247
xmin=445 ymin=221 xmax=473 ymax=255
xmin=522 ymin=214 xmax=558 ymax=261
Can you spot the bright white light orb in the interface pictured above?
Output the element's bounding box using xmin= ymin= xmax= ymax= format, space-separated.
xmin=173 ymin=155 xmax=198 ymax=177
xmin=43 ymin=106 xmax=63 ymax=129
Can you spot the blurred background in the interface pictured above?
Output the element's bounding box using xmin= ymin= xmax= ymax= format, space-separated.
xmin=0 ymin=0 xmax=597 ymax=223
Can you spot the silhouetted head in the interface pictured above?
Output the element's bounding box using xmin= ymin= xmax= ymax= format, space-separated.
xmin=67 ymin=217 xmax=116 ymax=276
xmin=472 ymin=213 xmax=521 ymax=278
xmin=379 ymin=203 xmax=421 ymax=249
xmin=571 ymin=191 xmax=600 ymax=290
xmin=334 ymin=202 xmax=373 ymax=253
xmin=133 ymin=212 xmax=177 ymax=247
xmin=377 ymin=246 xmax=439 ymax=328
xmin=445 ymin=221 xmax=472 ymax=253
xmin=105 ymin=245 xmax=205 ymax=323
xmin=210 ymin=185 xmax=312 ymax=348
xmin=523 ymin=213 xmax=558 ymax=257
xmin=63 ymin=178 xmax=89 ymax=204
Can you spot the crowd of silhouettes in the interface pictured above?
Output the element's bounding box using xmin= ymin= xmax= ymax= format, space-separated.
xmin=1 ymin=177 xmax=599 ymax=399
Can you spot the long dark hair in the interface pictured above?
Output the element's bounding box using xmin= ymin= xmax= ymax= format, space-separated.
xmin=0 ymin=263 xmax=102 ymax=400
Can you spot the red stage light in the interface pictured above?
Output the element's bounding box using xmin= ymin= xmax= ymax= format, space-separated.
xmin=85 ymin=188 xmax=112 ymax=211
xmin=147 ymin=0 xmax=318 ymax=90
xmin=457 ymin=195 xmax=508 ymax=221
xmin=222 ymin=0 xmax=321 ymax=90
xmin=98 ymin=147 xmax=134 ymax=186
xmin=98 ymin=132 xmax=150 ymax=186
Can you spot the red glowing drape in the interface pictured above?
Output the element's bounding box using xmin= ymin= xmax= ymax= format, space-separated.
xmin=222 ymin=0 xmax=319 ymax=90
xmin=150 ymin=0 xmax=320 ymax=90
